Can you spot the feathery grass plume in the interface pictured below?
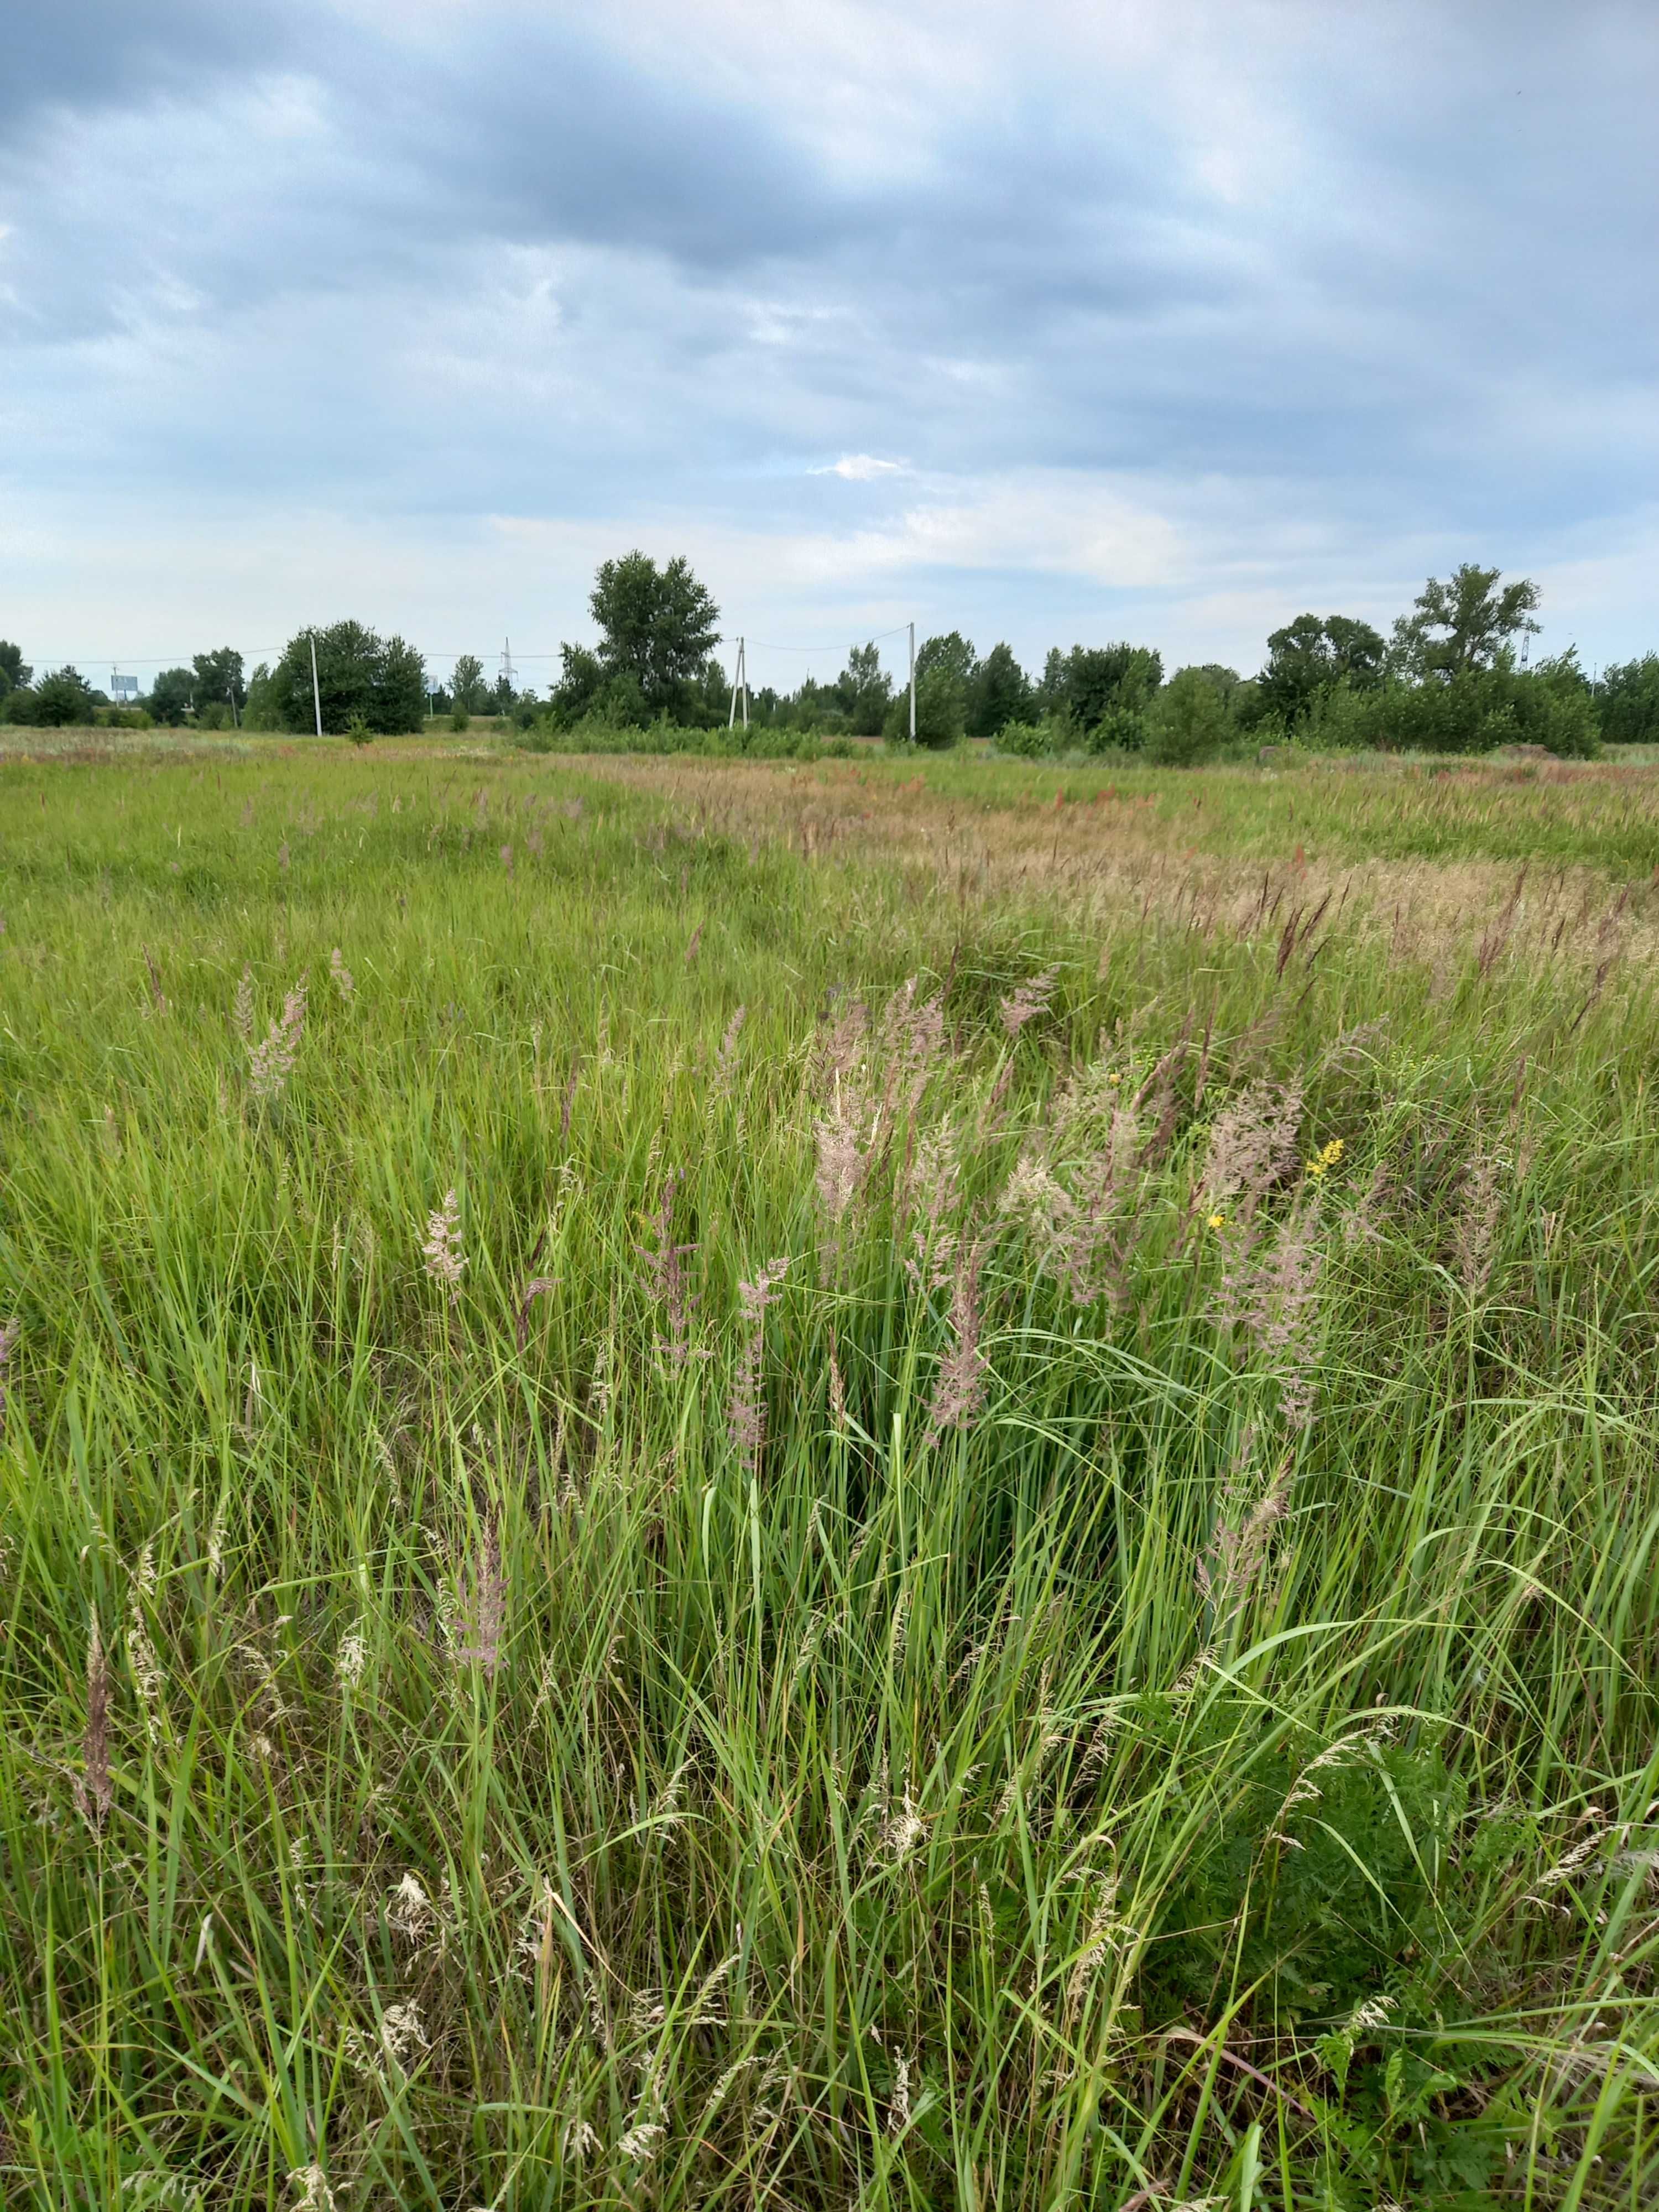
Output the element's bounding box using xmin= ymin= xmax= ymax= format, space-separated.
xmin=1197 ymin=1449 xmax=1293 ymax=1635
xmin=999 ymin=963 xmax=1058 ymax=1039
xmin=1199 ymin=1076 xmax=1305 ymax=1225
xmin=712 ymin=1004 xmax=748 ymax=1099
xmin=1453 ymin=1141 xmax=1504 ymax=1298
xmin=814 ymin=1079 xmax=873 ymax=1239
xmin=683 ymin=921 xmax=702 ymax=966
xmin=421 ymin=1188 xmax=465 ymax=1293
xmin=902 ymin=1122 xmax=962 ymax=1290
xmin=74 ymin=1618 xmax=114 ymax=1832
xmin=140 ymin=943 xmax=168 ymax=1017
xmin=636 ymin=1172 xmax=700 ymax=1369
xmin=728 ymin=1258 xmax=791 ymax=1472
xmin=327 ymin=946 xmax=354 ymax=999
xmin=1055 ymin=1103 xmax=1143 ymax=1308
xmin=499 ymin=842 xmax=514 ymax=874
xmin=377 ymin=2000 xmax=429 ymax=2069
xmin=232 ymin=964 xmax=255 ymax=1042
xmin=277 ymin=838 xmax=290 ymax=874
xmin=246 ymin=977 xmax=307 ymax=1106
xmin=286 ymin=2166 xmax=336 ymax=2211
xmin=335 ymin=1625 xmax=367 ymax=1691
xmin=1225 ymin=1194 xmax=1324 ymax=1430
xmin=514 ymin=1275 xmax=557 ymax=1353
xmin=925 ymin=1235 xmax=988 ymax=1448
xmin=455 ymin=1513 xmax=506 ymax=1676
xmin=0 ymin=1317 xmax=18 ymax=1430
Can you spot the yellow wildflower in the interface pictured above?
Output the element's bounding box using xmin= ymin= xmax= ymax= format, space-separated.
xmin=1208 ymin=1212 xmax=1225 ymax=1230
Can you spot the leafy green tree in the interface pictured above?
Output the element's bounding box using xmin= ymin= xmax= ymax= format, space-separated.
xmin=548 ymin=644 xmax=608 ymax=727
xmin=1146 ymin=667 xmax=1228 ymax=766
xmin=915 ymin=632 xmax=978 ymax=689
xmin=1595 ymin=653 xmax=1659 ymax=744
xmin=1260 ymin=614 xmax=1386 ymax=723
xmin=270 ymin=622 xmax=426 ymax=735
xmin=1391 ymin=564 xmax=1540 ymax=680
xmin=836 ymin=642 xmax=893 ymax=736
xmin=884 ymin=664 xmax=965 ymax=749
xmin=0 ymin=641 xmax=29 ymax=697
xmin=192 ymin=648 xmax=246 ymax=718
xmin=30 ymin=667 xmax=99 ymax=727
xmin=147 ymin=667 xmax=197 ymax=725
xmin=590 ymin=551 xmax=721 ymax=718
xmin=968 ymin=642 xmax=1032 ymax=736
xmin=451 ymin=655 xmax=487 ymax=713
xmin=1040 ymin=643 xmax=1162 ymax=734
xmin=243 ymin=662 xmax=281 ymax=731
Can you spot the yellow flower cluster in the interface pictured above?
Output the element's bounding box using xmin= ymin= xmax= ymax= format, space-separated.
xmin=1306 ymin=1137 xmax=1345 ymax=1181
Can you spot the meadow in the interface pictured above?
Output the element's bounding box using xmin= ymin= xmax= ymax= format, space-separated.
xmin=2 ymin=733 xmax=1658 ymax=2208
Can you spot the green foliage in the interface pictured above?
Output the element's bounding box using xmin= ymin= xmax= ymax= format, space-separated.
xmin=993 ymin=717 xmax=1050 ymax=758
xmin=450 ymin=653 xmax=487 ymax=714
xmin=588 ymin=550 xmax=721 ymax=719
xmin=884 ymin=662 xmax=966 ymax=748
xmin=1597 ymin=651 xmax=1659 ymax=744
xmin=191 ymin=646 xmax=245 ymax=717
xmin=271 ymin=620 xmax=426 ymax=735
xmin=1390 ymin=562 xmax=1541 ymax=680
xmin=27 ymin=665 xmax=98 ymax=727
xmin=1261 ymin=613 xmax=1387 ymax=723
xmin=968 ymin=641 xmax=1034 ymax=735
xmin=837 ymin=641 xmax=893 ymax=735
xmin=448 ymin=707 xmax=470 ymax=732
xmin=1041 ymin=641 xmax=1163 ymax=735
xmin=1146 ymin=664 xmax=1228 ymax=763
xmin=145 ymin=667 xmax=196 ymax=726
xmin=241 ymin=661 xmax=281 ymax=732
xmin=0 ymin=640 xmax=30 ymax=696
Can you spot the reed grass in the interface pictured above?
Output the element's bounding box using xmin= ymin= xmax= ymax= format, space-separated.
xmin=2 ymin=743 xmax=1657 ymax=2208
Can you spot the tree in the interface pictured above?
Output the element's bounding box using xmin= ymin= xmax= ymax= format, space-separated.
xmin=1596 ymin=654 xmax=1659 ymax=745
xmin=1391 ymin=564 xmax=1540 ymax=681
xmin=884 ymin=665 xmax=964 ymax=748
xmin=915 ymin=632 xmax=978 ymax=689
xmin=1146 ymin=667 xmax=1228 ymax=766
xmin=589 ymin=551 xmax=721 ymax=718
xmin=148 ymin=667 xmax=197 ymax=725
xmin=451 ymin=655 xmax=487 ymax=713
xmin=968 ymin=642 xmax=1033 ymax=736
xmin=0 ymin=641 xmax=29 ymax=697
xmin=1040 ymin=643 xmax=1162 ymax=734
xmin=270 ymin=622 xmax=426 ymax=735
xmin=836 ymin=642 xmax=893 ymax=735
xmin=1260 ymin=614 xmax=1386 ymax=723
xmin=192 ymin=648 xmax=246 ymax=719
xmin=30 ymin=666 xmax=98 ymax=727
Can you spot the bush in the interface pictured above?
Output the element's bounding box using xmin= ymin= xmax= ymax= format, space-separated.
xmin=1 ymin=688 xmax=40 ymax=726
xmin=1146 ymin=668 xmax=1228 ymax=765
xmin=449 ymin=709 xmax=470 ymax=733
xmin=995 ymin=719 xmax=1051 ymax=759
xmin=1082 ymin=706 xmax=1147 ymax=755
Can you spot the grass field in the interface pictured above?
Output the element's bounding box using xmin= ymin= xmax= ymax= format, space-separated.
xmin=3 ymin=735 xmax=1659 ymax=2208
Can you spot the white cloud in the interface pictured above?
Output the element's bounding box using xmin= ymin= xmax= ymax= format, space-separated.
xmin=813 ymin=455 xmax=911 ymax=480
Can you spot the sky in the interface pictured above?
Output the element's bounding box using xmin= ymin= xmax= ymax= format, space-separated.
xmin=2 ymin=0 xmax=1656 ymax=697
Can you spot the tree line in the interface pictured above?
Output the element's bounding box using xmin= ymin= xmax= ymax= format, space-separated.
xmin=4 ymin=554 xmax=1658 ymax=754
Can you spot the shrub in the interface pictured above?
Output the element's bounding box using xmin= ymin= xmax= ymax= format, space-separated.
xmin=449 ymin=708 xmax=470 ymax=733
xmin=884 ymin=666 xmax=966 ymax=749
xmin=1146 ymin=667 xmax=1228 ymax=765
xmin=1082 ymin=705 xmax=1147 ymax=755
xmin=995 ymin=719 xmax=1051 ymax=759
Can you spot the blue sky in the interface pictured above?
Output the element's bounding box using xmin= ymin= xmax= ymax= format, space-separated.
xmin=3 ymin=0 xmax=1655 ymax=696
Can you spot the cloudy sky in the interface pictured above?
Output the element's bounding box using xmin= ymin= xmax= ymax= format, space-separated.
xmin=3 ymin=0 xmax=1655 ymax=696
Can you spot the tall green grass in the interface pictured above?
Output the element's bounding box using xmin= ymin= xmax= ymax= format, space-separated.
xmin=2 ymin=746 xmax=1658 ymax=2208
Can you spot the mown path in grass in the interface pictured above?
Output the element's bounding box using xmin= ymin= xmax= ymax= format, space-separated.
xmin=1 ymin=740 xmax=1657 ymax=2209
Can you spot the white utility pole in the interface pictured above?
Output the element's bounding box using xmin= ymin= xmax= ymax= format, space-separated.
xmin=727 ymin=636 xmax=749 ymax=729
xmin=309 ymin=633 xmax=323 ymax=737
xmin=908 ymin=620 xmax=916 ymax=743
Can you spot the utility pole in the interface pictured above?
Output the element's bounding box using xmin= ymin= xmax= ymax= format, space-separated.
xmin=309 ymin=633 xmax=323 ymax=738
xmin=908 ymin=620 xmax=916 ymax=744
xmin=727 ymin=637 xmax=749 ymax=729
